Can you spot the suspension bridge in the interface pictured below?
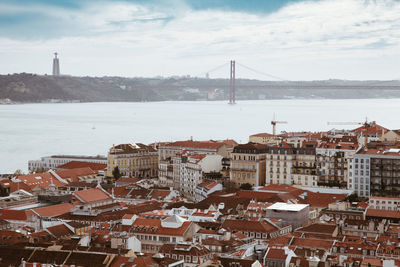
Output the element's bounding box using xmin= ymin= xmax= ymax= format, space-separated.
xmin=199 ymin=60 xmax=400 ymax=104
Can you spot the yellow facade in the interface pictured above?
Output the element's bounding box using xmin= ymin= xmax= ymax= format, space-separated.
xmin=106 ymin=143 xmax=158 ymax=178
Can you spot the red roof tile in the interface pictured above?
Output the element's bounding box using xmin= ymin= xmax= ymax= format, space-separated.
xmin=73 ymin=188 xmax=111 ymax=204
xmin=56 ymin=161 xmax=107 ymax=171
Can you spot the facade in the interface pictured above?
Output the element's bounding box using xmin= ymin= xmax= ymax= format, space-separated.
xmin=159 ymin=243 xmax=212 ymax=266
xmin=351 ymin=147 xmax=400 ymax=197
xmin=28 ymin=155 xmax=107 ymax=173
xmin=194 ymin=181 xmax=223 ymax=203
xmin=266 ymin=143 xmax=317 ymax=187
xmin=316 ymin=140 xmax=358 ymax=188
xmin=158 ymin=140 xmax=228 ymax=189
xmin=106 ymin=143 xmax=158 ymax=178
xmin=230 ymin=143 xmax=268 ymax=187
xmin=266 ymin=202 xmax=310 ymax=229
xmin=369 ymin=196 xmax=400 ymax=210
xmin=249 ymin=133 xmax=278 ymax=145
xmin=179 ymin=153 xmax=223 ymax=201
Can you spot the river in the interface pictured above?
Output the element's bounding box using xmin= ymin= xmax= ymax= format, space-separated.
xmin=1 ymin=99 xmax=399 ymax=173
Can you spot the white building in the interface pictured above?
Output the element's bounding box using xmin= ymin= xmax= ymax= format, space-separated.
xmin=28 ymin=155 xmax=107 ymax=172
xmin=194 ymin=181 xmax=223 ymax=203
xmin=179 ymin=153 xmax=223 ymax=201
xmin=369 ymin=196 xmax=400 ymax=210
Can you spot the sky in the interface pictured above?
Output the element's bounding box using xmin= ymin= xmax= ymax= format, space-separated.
xmin=1 ymin=0 xmax=400 ymax=80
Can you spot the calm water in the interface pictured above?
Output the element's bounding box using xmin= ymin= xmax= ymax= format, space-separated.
xmin=1 ymin=99 xmax=400 ymax=173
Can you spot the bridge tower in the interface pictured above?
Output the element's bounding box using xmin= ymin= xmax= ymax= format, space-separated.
xmin=229 ymin=60 xmax=236 ymax=104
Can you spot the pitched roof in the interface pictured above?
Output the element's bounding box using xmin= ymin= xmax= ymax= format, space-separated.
xmin=54 ymin=167 xmax=97 ymax=182
xmin=162 ymin=140 xmax=225 ymax=150
xmin=295 ymin=223 xmax=337 ymax=235
xmin=221 ymin=219 xmax=279 ymax=233
xmin=266 ymin=248 xmax=288 ymax=260
xmin=15 ymin=172 xmax=66 ymax=191
xmin=45 ymin=224 xmax=74 ymax=238
xmin=33 ymin=203 xmax=74 ymax=217
xmin=366 ymin=208 xmax=400 ymax=219
xmin=73 ymin=187 xmax=111 ymax=204
xmin=131 ymin=217 xmax=192 ymax=236
xmin=56 ymin=161 xmax=107 ymax=171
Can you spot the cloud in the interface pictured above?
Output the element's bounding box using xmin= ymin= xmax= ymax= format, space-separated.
xmin=1 ymin=0 xmax=400 ymax=80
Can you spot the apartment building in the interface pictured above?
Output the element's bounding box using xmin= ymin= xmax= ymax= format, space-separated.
xmin=316 ymin=138 xmax=358 ymax=188
xmin=158 ymin=140 xmax=229 ymax=190
xmin=230 ymin=143 xmax=268 ymax=187
xmin=369 ymin=196 xmax=400 ymax=210
xmin=352 ymin=147 xmax=400 ymax=197
xmin=106 ymin=143 xmax=158 ymax=178
xmin=179 ymin=153 xmax=223 ymax=201
xmin=266 ymin=142 xmax=317 ymax=187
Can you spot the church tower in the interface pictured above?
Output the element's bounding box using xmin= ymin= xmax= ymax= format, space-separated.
xmin=52 ymin=52 xmax=60 ymax=76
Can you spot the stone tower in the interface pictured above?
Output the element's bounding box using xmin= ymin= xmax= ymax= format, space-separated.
xmin=52 ymin=52 xmax=60 ymax=76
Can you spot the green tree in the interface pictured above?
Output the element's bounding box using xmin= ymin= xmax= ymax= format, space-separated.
xmin=112 ymin=166 xmax=122 ymax=181
xmin=240 ymin=183 xmax=253 ymax=190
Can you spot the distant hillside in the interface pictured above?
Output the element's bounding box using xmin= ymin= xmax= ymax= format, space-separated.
xmin=1 ymin=73 xmax=400 ymax=103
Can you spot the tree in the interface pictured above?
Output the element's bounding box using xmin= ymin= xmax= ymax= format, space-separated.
xmin=240 ymin=183 xmax=253 ymax=190
xmin=112 ymin=166 xmax=122 ymax=181
xmin=345 ymin=192 xmax=359 ymax=203
xmin=13 ymin=169 xmax=24 ymax=176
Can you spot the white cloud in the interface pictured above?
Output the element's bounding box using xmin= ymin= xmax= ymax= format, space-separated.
xmin=1 ymin=0 xmax=400 ymax=80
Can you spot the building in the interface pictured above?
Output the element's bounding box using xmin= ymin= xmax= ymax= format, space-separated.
xmin=266 ymin=142 xmax=318 ymax=187
xmin=194 ymin=181 xmax=223 ymax=203
xmin=159 ymin=243 xmax=212 ymax=266
xmin=179 ymin=153 xmax=223 ymax=200
xmin=369 ymin=196 xmax=400 ymax=210
xmin=230 ymin=143 xmax=268 ymax=187
xmin=106 ymin=143 xmax=158 ymax=178
xmin=158 ymin=140 xmax=230 ymax=189
xmin=28 ymin=155 xmax=107 ymax=173
xmin=266 ymin=202 xmax=310 ymax=229
xmin=320 ymin=202 xmax=365 ymax=222
xmin=351 ymin=147 xmax=400 ymax=197
xmin=128 ymin=215 xmax=199 ymax=254
xmin=316 ymin=138 xmax=358 ymax=188
xmin=249 ymin=133 xmax=278 ymax=145
xmin=52 ymin=52 xmax=60 ymax=76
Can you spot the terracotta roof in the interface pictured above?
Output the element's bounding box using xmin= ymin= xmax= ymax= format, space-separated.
xmin=45 ymin=224 xmax=74 ymax=238
xmin=131 ymin=217 xmax=192 ymax=236
xmin=222 ymin=219 xmax=279 ymax=233
xmin=0 ymin=208 xmax=34 ymax=221
xmin=291 ymin=237 xmax=334 ymax=250
xmin=357 ymin=147 xmax=400 ymax=156
xmin=351 ymin=123 xmax=389 ymax=135
xmin=33 ymin=203 xmax=74 ymax=217
xmin=366 ymin=208 xmax=400 ymax=219
xmin=73 ymin=188 xmax=111 ymax=204
xmin=162 ymin=140 xmax=225 ymax=150
xmin=236 ymin=190 xmax=278 ymax=201
xmin=266 ymin=248 xmax=287 ymax=260
xmin=295 ymin=223 xmax=337 ymax=235
xmin=56 ymin=161 xmax=107 ymax=171
xmin=16 ymin=172 xmax=66 ymax=191
xmin=149 ymin=189 xmax=171 ymax=200
xmin=55 ymin=167 xmax=97 ymax=182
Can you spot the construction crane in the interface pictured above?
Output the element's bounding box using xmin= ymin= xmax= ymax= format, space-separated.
xmin=327 ymin=118 xmax=376 ymax=147
xmin=271 ymin=114 xmax=287 ymax=136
